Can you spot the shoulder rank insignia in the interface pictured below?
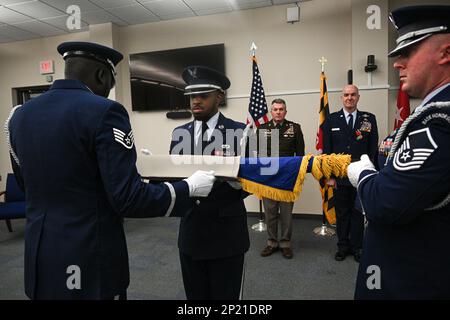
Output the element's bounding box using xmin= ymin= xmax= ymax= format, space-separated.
xmin=393 ymin=127 xmax=437 ymax=171
xmin=113 ymin=128 xmax=134 ymax=149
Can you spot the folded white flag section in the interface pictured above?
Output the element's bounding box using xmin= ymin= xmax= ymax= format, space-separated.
xmin=137 ymin=155 xmax=241 ymax=180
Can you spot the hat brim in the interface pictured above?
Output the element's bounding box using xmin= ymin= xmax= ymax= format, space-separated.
xmin=184 ymin=89 xmax=218 ymax=96
xmin=388 ymin=33 xmax=432 ymax=57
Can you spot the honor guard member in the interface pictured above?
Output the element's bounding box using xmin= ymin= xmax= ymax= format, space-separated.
xmin=5 ymin=42 xmax=216 ymax=300
xmin=348 ymin=5 xmax=450 ymax=299
xmin=322 ymin=85 xmax=378 ymax=262
xmin=257 ymin=99 xmax=305 ymax=259
xmin=169 ymin=66 xmax=250 ymax=300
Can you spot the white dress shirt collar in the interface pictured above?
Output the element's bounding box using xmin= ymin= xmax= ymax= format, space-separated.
xmin=194 ymin=111 xmax=220 ymax=143
xmin=416 ymin=82 xmax=450 ymax=113
xmin=342 ymin=109 xmax=357 ymax=127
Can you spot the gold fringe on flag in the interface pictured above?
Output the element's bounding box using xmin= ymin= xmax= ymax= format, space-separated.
xmin=239 ymin=154 xmax=350 ymax=202
xmin=239 ymin=154 xmax=312 ymax=202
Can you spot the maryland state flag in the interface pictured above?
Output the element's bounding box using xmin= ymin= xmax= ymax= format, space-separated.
xmin=316 ymin=72 xmax=336 ymax=225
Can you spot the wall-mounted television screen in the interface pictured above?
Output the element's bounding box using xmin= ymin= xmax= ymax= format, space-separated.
xmin=129 ymin=44 xmax=225 ymax=112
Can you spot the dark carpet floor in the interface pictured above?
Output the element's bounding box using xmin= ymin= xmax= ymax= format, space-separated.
xmin=0 ymin=215 xmax=358 ymax=300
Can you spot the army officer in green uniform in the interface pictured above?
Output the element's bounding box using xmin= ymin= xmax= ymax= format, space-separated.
xmin=257 ymin=98 xmax=305 ymax=259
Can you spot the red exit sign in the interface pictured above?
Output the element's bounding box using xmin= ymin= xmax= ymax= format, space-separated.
xmin=39 ymin=60 xmax=54 ymax=74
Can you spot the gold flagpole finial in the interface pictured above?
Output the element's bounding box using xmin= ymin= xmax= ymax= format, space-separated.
xmin=319 ymin=56 xmax=327 ymax=72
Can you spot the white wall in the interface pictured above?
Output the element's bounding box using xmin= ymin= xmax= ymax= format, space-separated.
xmin=0 ymin=31 xmax=89 ymax=188
xmin=1 ymin=0 xmax=430 ymax=214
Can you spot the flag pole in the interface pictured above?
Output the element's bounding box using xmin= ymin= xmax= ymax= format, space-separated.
xmin=313 ymin=56 xmax=335 ymax=237
xmin=248 ymin=41 xmax=267 ymax=233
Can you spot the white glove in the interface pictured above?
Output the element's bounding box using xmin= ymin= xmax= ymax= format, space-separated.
xmin=347 ymin=154 xmax=376 ymax=188
xmin=227 ymin=180 xmax=242 ymax=190
xmin=184 ymin=170 xmax=216 ymax=197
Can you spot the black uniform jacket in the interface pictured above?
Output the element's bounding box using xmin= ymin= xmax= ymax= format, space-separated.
xmin=7 ymin=79 xmax=190 ymax=299
xmin=355 ymin=86 xmax=450 ymax=299
xmin=170 ymin=112 xmax=250 ymax=260
xmin=323 ymin=109 xmax=378 ymax=186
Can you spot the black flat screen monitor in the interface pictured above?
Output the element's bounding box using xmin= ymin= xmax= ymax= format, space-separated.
xmin=129 ymin=44 xmax=225 ymax=111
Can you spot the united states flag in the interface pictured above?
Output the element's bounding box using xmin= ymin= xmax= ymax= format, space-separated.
xmin=247 ymin=56 xmax=269 ymax=127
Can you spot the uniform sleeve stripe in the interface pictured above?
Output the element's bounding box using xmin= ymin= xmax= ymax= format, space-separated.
xmin=357 ymin=170 xmax=378 ymax=189
xmin=395 ymin=160 xmax=426 ymax=166
xmin=114 ymin=134 xmax=125 ymax=140
xmin=394 ymin=164 xmax=422 ymax=171
xmin=163 ymin=182 xmax=176 ymax=217
xmin=113 ymin=128 xmax=125 ymax=136
xmin=413 ymin=152 xmax=433 ymax=156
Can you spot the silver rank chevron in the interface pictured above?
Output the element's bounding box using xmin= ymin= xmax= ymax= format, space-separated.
xmin=393 ymin=127 xmax=437 ymax=171
xmin=113 ymin=128 xmax=134 ymax=149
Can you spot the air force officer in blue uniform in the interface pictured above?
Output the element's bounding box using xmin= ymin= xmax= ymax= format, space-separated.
xmin=169 ymin=66 xmax=250 ymax=300
xmin=348 ymin=5 xmax=450 ymax=299
xmin=5 ymin=42 xmax=216 ymax=300
xmin=323 ymin=85 xmax=378 ymax=262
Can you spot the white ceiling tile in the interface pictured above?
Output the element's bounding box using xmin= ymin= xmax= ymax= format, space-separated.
xmin=13 ymin=19 xmax=68 ymax=36
xmin=81 ymin=10 xmax=128 ymax=26
xmin=0 ymin=0 xmax=34 ymax=5
xmin=183 ymin=0 xmax=232 ymax=10
xmin=0 ymin=24 xmax=38 ymax=40
xmin=89 ymin=0 xmax=138 ymax=9
xmin=0 ymin=0 xmax=305 ymax=43
xmin=231 ymin=0 xmax=270 ymax=3
xmin=107 ymin=4 xmax=159 ymax=24
xmin=140 ymin=0 xmax=192 ymax=16
xmin=194 ymin=7 xmax=233 ymax=16
xmin=272 ymin=0 xmax=299 ymax=4
xmin=0 ymin=6 xmax=33 ymax=24
xmin=41 ymin=14 xmax=88 ymax=31
xmin=39 ymin=0 xmax=103 ymax=13
xmin=159 ymin=11 xmax=196 ymax=20
xmin=6 ymin=0 xmax=66 ymax=19
xmin=230 ymin=0 xmax=272 ymax=10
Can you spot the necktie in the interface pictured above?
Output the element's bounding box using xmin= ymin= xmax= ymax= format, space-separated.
xmin=201 ymin=121 xmax=209 ymax=153
xmin=194 ymin=122 xmax=207 ymax=155
xmin=348 ymin=114 xmax=353 ymax=130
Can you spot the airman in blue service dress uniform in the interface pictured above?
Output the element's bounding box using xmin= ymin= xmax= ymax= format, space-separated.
xmin=348 ymin=5 xmax=450 ymax=299
xmin=322 ymin=85 xmax=378 ymax=262
xmin=5 ymin=42 xmax=215 ymax=300
xmin=169 ymin=66 xmax=250 ymax=300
